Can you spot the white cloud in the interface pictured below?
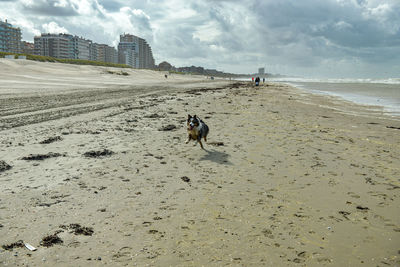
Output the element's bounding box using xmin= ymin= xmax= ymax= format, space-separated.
xmin=14 ymin=18 xmax=41 ymax=37
xmin=130 ymin=8 xmax=150 ymax=19
xmin=70 ymin=0 xmax=95 ymax=15
xmin=20 ymin=0 xmax=34 ymax=7
xmin=334 ymin=21 xmax=353 ymax=30
xmin=42 ymin=21 xmax=69 ymax=33
xmin=54 ymin=0 xmax=69 ymax=8
xmin=193 ymin=22 xmax=220 ymax=42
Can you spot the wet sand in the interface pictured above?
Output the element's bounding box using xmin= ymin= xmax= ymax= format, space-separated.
xmin=0 ymin=59 xmax=399 ymax=266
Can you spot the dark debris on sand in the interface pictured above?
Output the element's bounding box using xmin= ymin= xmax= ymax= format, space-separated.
xmin=83 ymin=149 xmax=114 ymax=158
xmin=208 ymin=141 xmax=225 ymax=146
xmin=1 ymin=240 xmax=24 ymax=251
xmin=386 ymin=126 xmax=400 ymax=130
xmin=39 ymin=136 xmax=63 ymax=144
xmin=230 ymin=82 xmax=244 ymax=89
xmin=40 ymin=234 xmax=63 ymax=247
xmin=145 ymin=113 xmax=165 ymax=119
xmin=159 ymin=124 xmax=177 ymax=131
xmin=186 ymin=84 xmax=236 ymax=94
xmin=0 ymin=160 xmax=12 ymax=172
xmin=60 ymin=223 xmax=94 ymax=236
xmin=181 ymin=176 xmax=190 ymax=183
xmin=21 ymin=152 xmax=64 ymax=161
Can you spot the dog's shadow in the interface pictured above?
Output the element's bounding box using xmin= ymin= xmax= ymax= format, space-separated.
xmin=200 ymin=148 xmax=232 ymax=165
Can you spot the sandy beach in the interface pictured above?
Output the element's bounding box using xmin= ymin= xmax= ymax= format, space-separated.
xmin=0 ymin=59 xmax=399 ymax=266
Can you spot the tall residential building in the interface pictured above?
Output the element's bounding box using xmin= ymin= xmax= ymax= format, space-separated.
xmin=143 ymin=45 xmax=155 ymax=69
xmin=34 ymin=34 xmax=92 ymax=60
xmin=118 ymin=33 xmax=154 ymax=68
xmin=106 ymin=45 xmax=118 ymax=64
xmin=118 ymin=41 xmax=139 ymax=67
xmin=0 ymin=19 xmax=22 ymax=53
xmin=89 ymin=42 xmax=98 ymax=61
xmin=72 ymin=36 xmax=91 ymax=60
xmin=97 ymin=44 xmax=118 ymax=64
xmin=34 ymin=33 xmax=119 ymax=64
xmin=34 ymin=33 xmax=72 ymax=59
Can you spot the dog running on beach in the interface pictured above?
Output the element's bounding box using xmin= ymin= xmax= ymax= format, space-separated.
xmin=186 ymin=114 xmax=209 ymax=149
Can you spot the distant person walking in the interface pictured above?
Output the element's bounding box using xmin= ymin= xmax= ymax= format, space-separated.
xmin=255 ymin=77 xmax=260 ymax=86
xmin=252 ymin=77 xmax=254 ymax=82
xmin=263 ymin=78 xmax=265 ymax=83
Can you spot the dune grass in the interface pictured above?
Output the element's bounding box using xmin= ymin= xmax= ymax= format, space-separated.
xmin=0 ymin=52 xmax=131 ymax=68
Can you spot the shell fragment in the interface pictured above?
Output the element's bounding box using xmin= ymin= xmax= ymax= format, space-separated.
xmin=24 ymin=243 xmax=37 ymax=251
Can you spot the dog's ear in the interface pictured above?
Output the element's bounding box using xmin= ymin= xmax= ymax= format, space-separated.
xmin=188 ymin=114 xmax=192 ymax=120
xmin=193 ymin=115 xmax=197 ymax=118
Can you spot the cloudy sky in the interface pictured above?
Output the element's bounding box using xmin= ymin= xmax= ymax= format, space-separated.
xmin=1 ymin=0 xmax=399 ymax=78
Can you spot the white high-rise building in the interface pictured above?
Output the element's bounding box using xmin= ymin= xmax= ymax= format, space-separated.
xmin=118 ymin=34 xmax=154 ymax=68
xmin=118 ymin=41 xmax=139 ymax=67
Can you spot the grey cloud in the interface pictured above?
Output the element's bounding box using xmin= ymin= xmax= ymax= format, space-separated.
xmin=20 ymin=0 xmax=78 ymax=16
xmin=155 ymin=2 xmax=249 ymax=62
xmin=208 ymin=7 xmax=233 ymax=33
xmin=90 ymin=1 xmax=107 ymax=19
xmin=254 ymin=0 xmax=400 ymax=48
xmin=156 ymin=24 xmax=208 ymax=59
xmin=97 ymin=0 xmax=123 ymax=12
xmin=127 ymin=10 xmax=153 ymax=42
xmin=244 ymin=0 xmax=400 ymax=72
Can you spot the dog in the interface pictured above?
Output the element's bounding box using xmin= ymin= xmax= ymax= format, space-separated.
xmin=186 ymin=114 xmax=209 ymax=149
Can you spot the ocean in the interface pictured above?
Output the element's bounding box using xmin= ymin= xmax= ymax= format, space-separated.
xmin=261 ymin=78 xmax=400 ymax=119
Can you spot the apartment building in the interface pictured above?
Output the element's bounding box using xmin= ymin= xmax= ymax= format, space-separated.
xmin=34 ymin=33 xmax=120 ymax=64
xmin=34 ymin=33 xmax=72 ymax=59
xmin=105 ymin=45 xmax=118 ymax=64
xmin=118 ymin=41 xmax=139 ymax=68
xmin=0 ymin=19 xmax=22 ymax=53
xmin=89 ymin=42 xmax=98 ymax=61
xmin=118 ymin=34 xmax=154 ymax=69
xmin=34 ymin=34 xmax=91 ymax=60
xmin=72 ymin=36 xmax=91 ymax=60
xmin=97 ymin=43 xmax=118 ymax=64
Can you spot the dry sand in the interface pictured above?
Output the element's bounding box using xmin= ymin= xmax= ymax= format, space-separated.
xmin=0 ymin=59 xmax=399 ymax=266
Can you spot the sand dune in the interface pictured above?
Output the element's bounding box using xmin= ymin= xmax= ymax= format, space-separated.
xmin=0 ymin=59 xmax=399 ymax=266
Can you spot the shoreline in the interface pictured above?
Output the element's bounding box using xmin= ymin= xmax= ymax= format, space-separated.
xmin=1 ymin=61 xmax=399 ymax=266
xmin=236 ymin=77 xmax=400 ymax=119
xmin=289 ymin=81 xmax=400 ymax=119
xmin=284 ymin=82 xmax=400 ymax=123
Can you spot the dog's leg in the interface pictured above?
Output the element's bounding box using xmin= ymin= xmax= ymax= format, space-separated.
xmin=185 ymin=134 xmax=191 ymax=144
xmin=198 ymin=140 xmax=204 ymax=149
xmin=204 ymin=125 xmax=209 ymax=143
